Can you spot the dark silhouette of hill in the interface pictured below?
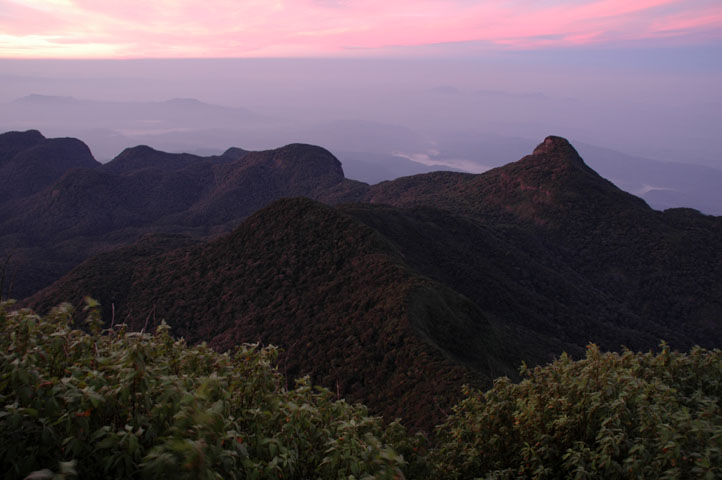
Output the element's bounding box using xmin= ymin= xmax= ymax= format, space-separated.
xmin=0 ymin=132 xmax=365 ymax=298
xmin=0 ymin=130 xmax=100 ymax=204
xmin=366 ymin=136 xmax=649 ymax=222
xmin=27 ymin=198 xmax=512 ymax=431
xmin=364 ymin=137 xmax=722 ymax=347
xmin=178 ymin=143 xmax=367 ymax=227
xmin=341 ymin=204 xmax=668 ymax=358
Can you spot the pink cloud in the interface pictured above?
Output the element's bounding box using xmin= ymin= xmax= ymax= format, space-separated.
xmin=0 ymin=0 xmax=719 ymax=58
xmin=649 ymin=7 xmax=722 ymax=35
xmin=0 ymin=1 xmax=72 ymax=34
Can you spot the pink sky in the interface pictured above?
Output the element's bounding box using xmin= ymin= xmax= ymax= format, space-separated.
xmin=1 ymin=0 xmax=721 ymax=58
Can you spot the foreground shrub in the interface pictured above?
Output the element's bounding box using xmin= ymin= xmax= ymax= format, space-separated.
xmin=4 ymin=299 xmax=721 ymax=479
xmin=0 ymin=300 xmax=420 ymax=479
xmin=432 ymin=343 xmax=722 ymax=479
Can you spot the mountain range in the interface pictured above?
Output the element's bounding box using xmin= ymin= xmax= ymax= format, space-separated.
xmin=0 ymin=130 xmax=366 ymax=298
xmin=3 ymin=129 xmax=721 ymax=431
xmin=3 ymin=94 xmax=721 ymax=216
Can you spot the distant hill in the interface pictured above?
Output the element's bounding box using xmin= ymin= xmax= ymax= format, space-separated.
xmin=6 ymin=95 xmax=264 ymax=132
xmin=24 ymin=135 xmax=722 ymax=431
xmin=0 ymin=130 xmax=364 ymax=298
xmin=0 ymin=130 xmax=99 ymax=203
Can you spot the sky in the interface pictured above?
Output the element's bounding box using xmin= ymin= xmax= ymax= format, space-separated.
xmin=1 ymin=0 xmax=721 ymax=58
xmin=0 ymin=0 xmax=720 ymax=183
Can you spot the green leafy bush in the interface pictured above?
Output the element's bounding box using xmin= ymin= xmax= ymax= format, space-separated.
xmin=0 ymin=300 xmax=420 ymax=479
xmin=432 ymin=344 xmax=722 ymax=479
xmin=3 ymin=299 xmax=721 ymax=479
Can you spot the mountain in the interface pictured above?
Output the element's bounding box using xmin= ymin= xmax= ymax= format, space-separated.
xmin=24 ymin=135 xmax=722 ymax=431
xmin=26 ymin=198 xmax=508 ymax=431
xmin=4 ymin=93 xmax=720 ymax=215
xmin=0 ymin=95 xmax=270 ymax=162
xmin=366 ymin=136 xmax=649 ymax=221
xmin=366 ymin=137 xmax=722 ymax=346
xmin=0 ymin=130 xmax=100 ymax=203
xmin=0 ymin=131 xmax=365 ymax=298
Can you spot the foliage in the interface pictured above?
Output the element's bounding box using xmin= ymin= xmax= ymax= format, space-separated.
xmin=4 ymin=299 xmax=722 ymax=479
xmin=0 ymin=300 xmax=422 ymax=479
xmin=432 ymin=344 xmax=722 ymax=479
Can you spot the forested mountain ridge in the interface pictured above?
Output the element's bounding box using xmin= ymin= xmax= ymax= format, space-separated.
xmin=22 ymin=136 xmax=722 ymax=431
xmin=26 ymin=198 xmax=504 ymax=431
xmin=0 ymin=131 xmax=364 ymax=298
xmin=364 ymin=136 xmax=722 ymax=347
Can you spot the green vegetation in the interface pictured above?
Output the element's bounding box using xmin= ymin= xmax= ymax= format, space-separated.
xmin=2 ymin=300 xmax=722 ymax=479
xmin=432 ymin=344 xmax=722 ymax=479
xmin=0 ymin=300 xmax=423 ymax=479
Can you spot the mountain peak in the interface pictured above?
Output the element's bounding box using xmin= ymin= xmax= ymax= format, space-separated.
xmin=109 ymin=145 xmax=160 ymax=165
xmin=103 ymin=145 xmax=204 ymax=175
xmin=0 ymin=130 xmax=47 ymax=163
xmin=526 ymin=135 xmax=594 ymax=176
xmin=270 ymin=143 xmax=345 ymax=181
xmin=532 ymin=136 xmax=578 ymax=157
xmin=116 ymin=145 xmax=158 ymax=157
xmin=220 ymin=147 xmax=248 ymax=160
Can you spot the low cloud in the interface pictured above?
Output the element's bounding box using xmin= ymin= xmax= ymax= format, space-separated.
xmin=393 ymin=150 xmax=490 ymax=174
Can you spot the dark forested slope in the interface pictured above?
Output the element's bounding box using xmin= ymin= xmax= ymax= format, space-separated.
xmin=364 ymin=136 xmax=722 ymax=347
xmin=13 ymin=132 xmax=722 ymax=431
xmin=27 ymin=199 xmax=511 ymax=431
